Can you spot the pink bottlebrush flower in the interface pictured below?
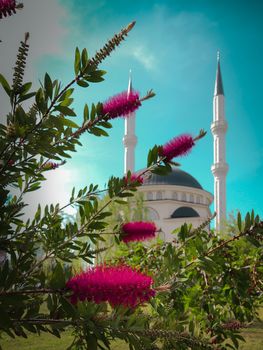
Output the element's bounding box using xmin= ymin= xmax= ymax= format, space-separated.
xmin=102 ymin=90 xmax=141 ymax=119
xmin=121 ymin=221 xmax=157 ymax=243
xmin=0 ymin=0 xmax=20 ymax=19
xmin=66 ymin=265 xmax=155 ymax=308
xmin=160 ymin=134 xmax=195 ymax=161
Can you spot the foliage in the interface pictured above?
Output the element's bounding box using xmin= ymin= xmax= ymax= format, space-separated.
xmin=0 ymin=7 xmax=262 ymax=350
xmin=110 ymin=212 xmax=263 ymax=349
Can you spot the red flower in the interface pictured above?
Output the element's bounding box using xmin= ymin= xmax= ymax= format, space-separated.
xmin=121 ymin=221 xmax=157 ymax=243
xmin=160 ymin=134 xmax=195 ymax=161
xmin=102 ymin=90 xmax=141 ymax=119
xmin=0 ymin=0 xmax=21 ymax=19
xmin=66 ymin=265 xmax=155 ymax=308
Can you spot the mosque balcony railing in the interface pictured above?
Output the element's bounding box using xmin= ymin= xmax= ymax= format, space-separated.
xmin=145 ymin=197 xmax=207 ymax=206
xmin=211 ymin=120 xmax=228 ymax=133
xmin=211 ymin=162 xmax=229 ymax=175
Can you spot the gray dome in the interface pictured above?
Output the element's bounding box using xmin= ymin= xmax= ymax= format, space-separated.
xmin=171 ymin=207 xmax=200 ymax=218
xmin=143 ymin=168 xmax=203 ymax=190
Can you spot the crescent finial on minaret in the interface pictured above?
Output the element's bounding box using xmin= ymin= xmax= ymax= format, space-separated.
xmin=217 ymin=50 xmax=220 ymax=62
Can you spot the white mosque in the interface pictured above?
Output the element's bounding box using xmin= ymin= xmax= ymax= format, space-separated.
xmin=123 ymin=54 xmax=228 ymax=241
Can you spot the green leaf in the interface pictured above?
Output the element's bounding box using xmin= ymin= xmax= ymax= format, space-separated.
xmin=60 ymin=296 xmax=77 ymax=318
xmin=44 ymin=73 xmax=53 ymax=99
xmin=246 ymin=236 xmax=261 ymax=247
xmin=17 ymin=92 xmax=36 ymax=103
xmin=147 ymin=149 xmax=153 ymax=167
xmin=85 ymin=75 xmax=105 ymax=83
xmin=244 ymin=212 xmax=251 ymax=230
xmin=0 ymin=73 xmax=11 ymax=96
xmin=61 ymin=118 xmax=79 ymax=128
xmin=151 ymin=165 xmax=170 ymax=175
xmin=114 ymin=199 xmax=128 ymax=204
xmin=99 ymin=121 xmax=112 ymax=129
xmin=83 ymin=103 xmax=89 ymax=121
xmin=35 ymin=88 xmax=46 ymax=113
xmin=237 ymin=212 xmax=242 ymax=232
xmin=27 ymin=182 xmax=41 ymax=192
xmin=50 ymin=262 xmax=66 ymax=289
xmin=89 ymin=127 xmax=108 ymax=137
xmin=86 ymin=335 xmax=97 ymax=350
xmin=17 ymin=176 xmax=23 ymax=191
xmin=81 ymin=48 xmax=88 ymax=67
xmin=90 ymin=103 xmax=96 ymax=121
xmin=58 ymin=88 xmax=74 ymax=102
xmin=55 ymin=105 xmax=76 ymax=116
xmin=19 ymin=82 xmax=32 ymax=96
xmin=35 ymin=204 xmax=41 ymax=222
xmin=74 ymin=47 xmax=81 ymax=76
xmin=59 ymin=97 xmax=73 ymax=107
xmin=15 ymin=105 xmax=27 ymax=124
xmin=118 ymin=192 xmax=134 ymax=197
xmin=77 ymin=79 xmax=89 ymax=88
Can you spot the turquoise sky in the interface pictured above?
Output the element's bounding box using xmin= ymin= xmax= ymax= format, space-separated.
xmin=44 ymin=0 xmax=263 ymax=218
xmin=1 ymin=0 xmax=262 ymax=218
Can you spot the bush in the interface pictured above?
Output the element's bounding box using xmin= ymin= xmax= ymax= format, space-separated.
xmin=0 ymin=4 xmax=262 ymax=349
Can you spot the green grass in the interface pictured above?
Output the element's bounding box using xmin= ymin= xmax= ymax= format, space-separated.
xmin=0 ymin=331 xmax=129 ymax=350
xmin=1 ymin=312 xmax=262 ymax=350
xmin=239 ymin=320 xmax=263 ymax=350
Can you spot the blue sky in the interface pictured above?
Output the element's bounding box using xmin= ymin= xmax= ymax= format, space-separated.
xmin=1 ymin=0 xmax=262 ymax=218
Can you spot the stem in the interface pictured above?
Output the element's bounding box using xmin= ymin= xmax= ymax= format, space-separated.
xmin=0 ymin=288 xmax=66 ymax=296
xmin=0 ymin=21 xmax=136 ymax=173
xmin=171 ymin=222 xmax=263 ymax=281
xmin=12 ymin=318 xmax=74 ymax=325
xmin=12 ymin=88 xmax=152 ymax=171
xmin=23 ymin=158 xmax=167 ymax=278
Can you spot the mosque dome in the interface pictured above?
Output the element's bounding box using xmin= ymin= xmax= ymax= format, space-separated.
xmin=143 ymin=167 xmax=203 ymax=190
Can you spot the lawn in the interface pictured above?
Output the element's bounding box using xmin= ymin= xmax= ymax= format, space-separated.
xmin=0 ymin=331 xmax=129 ymax=350
xmin=1 ymin=313 xmax=262 ymax=350
xmin=239 ymin=320 xmax=263 ymax=350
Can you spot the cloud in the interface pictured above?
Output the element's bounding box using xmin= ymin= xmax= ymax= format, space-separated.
xmin=0 ymin=0 xmax=69 ymax=118
xmin=101 ymin=5 xmax=218 ymax=83
xmin=23 ymin=167 xmax=81 ymax=219
xmin=131 ymin=45 xmax=157 ymax=71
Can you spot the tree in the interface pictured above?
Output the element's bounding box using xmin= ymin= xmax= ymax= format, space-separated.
xmin=0 ymin=3 xmax=262 ymax=349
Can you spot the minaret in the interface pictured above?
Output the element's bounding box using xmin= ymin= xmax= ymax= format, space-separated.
xmin=211 ymin=52 xmax=228 ymax=231
xmin=123 ymin=71 xmax=137 ymax=174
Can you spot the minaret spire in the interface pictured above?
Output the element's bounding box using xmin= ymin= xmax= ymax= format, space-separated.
xmin=211 ymin=52 xmax=228 ymax=231
xmin=123 ymin=70 xmax=137 ymax=174
xmin=214 ymin=50 xmax=224 ymax=96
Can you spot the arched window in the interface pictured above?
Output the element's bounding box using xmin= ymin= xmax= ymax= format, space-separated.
xmin=156 ymin=191 xmax=162 ymax=200
xmin=147 ymin=192 xmax=153 ymax=200
xmin=171 ymin=207 xmax=200 ymax=218
xmin=146 ymin=207 xmax=160 ymax=220
xmin=181 ymin=193 xmax=187 ymax=202
xmin=189 ymin=194 xmax=194 ymax=203
xmin=172 ymin=192 xmax=178 ymax=200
